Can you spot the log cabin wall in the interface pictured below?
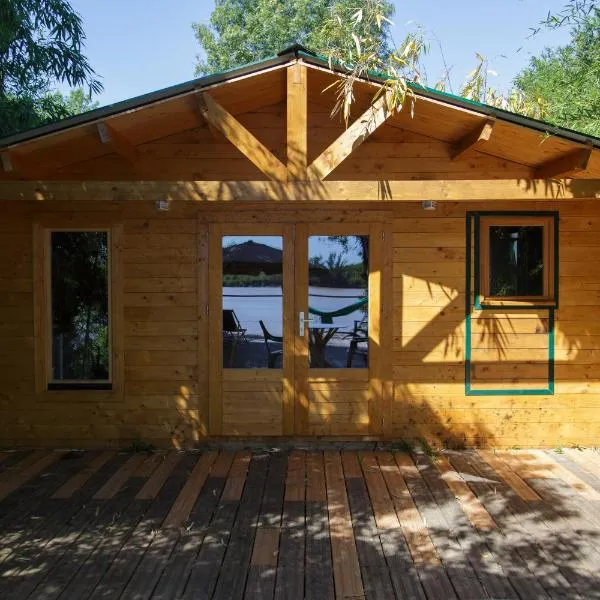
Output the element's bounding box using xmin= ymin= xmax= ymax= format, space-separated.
xmin=1 ymin=60 xmax=600 ymax=448
xmin=2 ymin=197 xmax=600 ymax=449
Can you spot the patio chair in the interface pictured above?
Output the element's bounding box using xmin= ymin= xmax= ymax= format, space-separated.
xmin=259 ymin=320 xmax=283 ymax=368
xmin=222 ymin=309 xmax=248 ymax=366
xmin=345 ymin=315 xmax=368 ymax=368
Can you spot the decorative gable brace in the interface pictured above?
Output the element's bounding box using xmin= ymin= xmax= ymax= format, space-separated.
xmin=196 ymin=92 xmax=288 ymax=182
xmin=307 ymin=91 xmax=394 ymax=180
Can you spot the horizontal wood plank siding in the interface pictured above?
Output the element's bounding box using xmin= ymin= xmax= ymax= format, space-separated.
xmin=2 ymin=195 xmax=600 ymax=448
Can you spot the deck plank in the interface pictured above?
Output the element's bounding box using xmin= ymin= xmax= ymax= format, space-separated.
xmin=92 ymin=453 xmax=146 ymax=499
xmin=275 ymin=451 xmax=306 ymax=600
xmin=466 ymin=451 xmax=600 ymax=599
xmin=212 ymin=452 xmax=269 ymax=600
xmin=87 ymin=453 xmax=199 ymax=600
xmin=245 ymin=451 xmax=285 ymax=600
xmin=0 ymin=449 xmax=599 ymax=599
xmin=0 ymin=451 xmax=92 ymax=564
xmin=478 ymin=449 xmax=542 ymax=502
xmin=162 ymin=451 xmax=218 ymax=529
xmin=0 ymin=450 xmax=64 ymax=501
xmin=346 ymin=455 xmax=396 ymax=599
xmin=52 ymin=450 xmax=116 ymax=499
xmin=449 ymin=451 xmax=573 ymax=599
xmin=151 ymin=451 xmax=235 ymax=600
xmin=0 ymin=452 xmax=133 ymax=599
xmin=434 ymin=454 xmax=497 ymax=531
xmin=136 ymin=451 xmax=182 ymax=500
xmin=305 ymin=452 xmax=335 ymax=600
xmin=324 ymin=451 xmax=364 ymax=600
xmin=417 ymin=452 xmax=519 ymax=600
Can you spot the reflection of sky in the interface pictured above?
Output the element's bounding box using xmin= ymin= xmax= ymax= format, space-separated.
xmin=222 ymin=235 xmax=363 ymax=264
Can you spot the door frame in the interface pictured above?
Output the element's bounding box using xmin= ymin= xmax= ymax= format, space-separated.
xmin=206 ymin=217 xmax=393 ymax=438
xmin=293 ymin=222 xmax=387 ymax=437
xmin=208 ymin=222 xmax=294 ymax=435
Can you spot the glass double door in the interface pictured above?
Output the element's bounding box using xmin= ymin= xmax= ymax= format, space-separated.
xmin=210 ymin=222 xmax=382 ymax=437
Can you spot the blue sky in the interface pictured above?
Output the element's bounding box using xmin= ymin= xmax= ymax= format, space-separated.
xmin=63 ymin=0 xmax=571 ymax=107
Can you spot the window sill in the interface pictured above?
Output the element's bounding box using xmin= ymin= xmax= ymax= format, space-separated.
xmin=48 ymin=382 xmax=112 ymax=391
xmin=476 ymin=297 xmax=556 ymax=309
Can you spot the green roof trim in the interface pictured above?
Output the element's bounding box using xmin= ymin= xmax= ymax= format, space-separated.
xmin=1 ymin=45 xmax=599 ymax=151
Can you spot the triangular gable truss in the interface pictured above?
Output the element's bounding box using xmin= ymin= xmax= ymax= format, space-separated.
xmin=0 ymin=52 xmax=599 ymax=197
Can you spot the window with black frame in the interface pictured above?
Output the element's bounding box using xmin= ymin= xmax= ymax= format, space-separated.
xmin=49 ymin=231 xmax=110 ymax=388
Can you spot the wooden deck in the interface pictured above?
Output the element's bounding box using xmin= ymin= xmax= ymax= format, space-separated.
xmin=1 ymin=447 xmax=600 ymax=599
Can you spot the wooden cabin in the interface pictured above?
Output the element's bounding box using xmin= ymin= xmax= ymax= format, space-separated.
xmin=1 ymin=46 xmax=600 ymax=449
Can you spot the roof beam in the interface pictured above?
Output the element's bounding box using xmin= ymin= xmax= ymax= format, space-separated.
xmin=4 ymin=179 xmax=599 ymax=202
xmin=0 ymin=150 xmax=49 ymax=179
xmin=308 ymin=92 xmax=393 ymax=180
xmin=287 ymin=63 xmax=307 ymax=180
xmin=196 ymin=92 xmax=287 ymax=181
xmin=535 ymin=145 xmax=592 ymax=179
xmin=96 ymin=122 xmax=139 ymax=163
xmin=450 ymin=119 xmax=495 ymax=160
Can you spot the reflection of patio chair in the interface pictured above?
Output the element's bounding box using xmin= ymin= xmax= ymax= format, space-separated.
xmin=345 ymin=315 xmax=368 ymax=367
xmin=223 ymin=309 xmax=247 ymax=366
xmin=259 ymin=320 xmax=283 ymax=369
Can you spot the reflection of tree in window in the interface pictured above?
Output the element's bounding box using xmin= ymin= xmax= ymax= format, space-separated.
xmin=51 ymin=232 xmax=109 ymax=381
xmin=489 ymin=226 xmax=543 ymax=297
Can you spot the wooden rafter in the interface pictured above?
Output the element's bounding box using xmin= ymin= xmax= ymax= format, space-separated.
xmin=0 ymin=150 xmax=47 ymax=179
xmin=0 ymin=151 xmax=14 ymax=173
xmin=450 ymin=119 xmax=495 ymax=160
xmin=535 ymin=145 xmax=593 ymax=179
xmin=3 ymin=178 xmax=599 ymax=202
xmin=96 ymin=122 xmax=139 ymax=163
xmin=287 ymin=63 xmax=308 ymax=180
xmin=308 ymin=92 xmax=393 ymax=180
xmin=196 ymin=92 xmax=287 ymax=181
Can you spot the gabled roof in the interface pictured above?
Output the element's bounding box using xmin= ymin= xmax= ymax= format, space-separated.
xmin=1 ymin=43 xmax=599 ymax=151
xmin=1 ymin=45 xmax=599 ymax=182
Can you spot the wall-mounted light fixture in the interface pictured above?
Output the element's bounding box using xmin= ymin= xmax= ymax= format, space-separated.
xmin=421 ymin=200 xmax=437 ymax=211
xmin=155 ymin=199 xmax=170 ymax=212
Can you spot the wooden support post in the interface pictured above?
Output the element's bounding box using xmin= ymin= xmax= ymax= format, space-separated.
xmin=96 ymin=121 xmax=139 ymax=163
xmin=196 ymin=92 xmax=288 ymax=181
xmin=450 ymin=119 xmax=495 ymax=160
xmin=287 ymin=63 xmax=307 ymax=179
xmin=308 ymin=92 xmax=393 ymax=180
xmin=535 ymin=145 xmax=592 ymax=179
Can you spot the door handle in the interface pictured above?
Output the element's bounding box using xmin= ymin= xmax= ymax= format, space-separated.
xmin=298 ymin=311 xmax=315 ymax=336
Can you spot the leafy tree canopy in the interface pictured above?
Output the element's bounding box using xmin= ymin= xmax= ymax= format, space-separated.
xmin=515 ymin=7 xmax=600 ymax=136
xmin=0 ymin=0 xmax=101 ymax=136
xmin=193 ymin=0 xmax=394 ymax=76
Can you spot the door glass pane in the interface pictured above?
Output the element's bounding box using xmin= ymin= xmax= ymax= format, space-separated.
xmin=51 ymin=231 xmax=110 ymax=382
xmin=489 ymin=226 xmax=544 ymax=296
xmin=222 ymin=235 xmax=283 ymax=368
xmin=308 ymin=235 xmax=368 ymax=368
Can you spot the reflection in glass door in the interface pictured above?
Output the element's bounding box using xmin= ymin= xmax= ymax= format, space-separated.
xmin=222 ymin=235 xmax=283 ymax=369
xmin=307 ymin=235 xmax=369 ymax=369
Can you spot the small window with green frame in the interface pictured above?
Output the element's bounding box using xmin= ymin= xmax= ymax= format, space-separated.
xmin=478 ymin=215 xmax=556 ymax=307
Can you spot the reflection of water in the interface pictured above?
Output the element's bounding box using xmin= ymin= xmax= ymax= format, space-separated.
xmin=222 ymin=286 xmax=367 ymax=337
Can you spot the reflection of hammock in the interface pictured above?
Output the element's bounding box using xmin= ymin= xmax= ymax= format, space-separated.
xmin=309 ymin=297 xmax=368 ymax=324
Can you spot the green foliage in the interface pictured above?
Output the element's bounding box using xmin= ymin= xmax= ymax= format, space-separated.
xmin=0 ymin=0 xmax=101 ymax=136
xmin=193 ymin=0 xmax=393 ymax=76
xmin=515 ymin=10 xmax=600 ymax=137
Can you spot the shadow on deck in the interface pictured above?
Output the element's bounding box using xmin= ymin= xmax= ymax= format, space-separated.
xmin=1 ymin=446 xmax=600 ymax=599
